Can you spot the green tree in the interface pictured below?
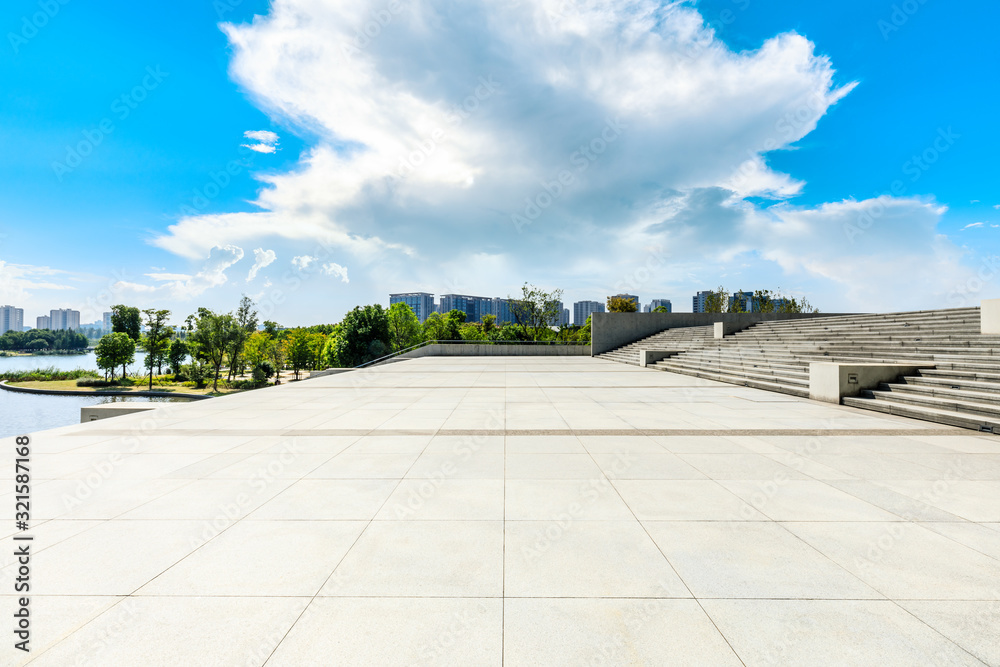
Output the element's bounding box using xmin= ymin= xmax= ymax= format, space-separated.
xmin=189 ymin=308 xmax=238 ymax=392
xmin=140 ymin=309 xmax=172 ymax=390
xmin=227 ymin=296 xmax=259 ymax=380
xmin=111 ymin=305 xmax=141 ymax=341
xmin=263 ymin=320 xmax=281 ymax=337
xmin=284 ymin=329 xmax=313 ymax=380
xmin=480 ymin=314 xmax=497 ymax=333
xmin=447 ymin=309 xmax=467 ymax=324
xmin=168 ymin=338 xmax=189 ymax=378
xmin=509 ymin=283 xmax=564 ymax=340
xmin=606 ymin=296 xmax=638 ymax=313
xmin=422 ymin=311 xmax=460 ymax=342
xmin=387 ymin=302 xmax=422 ymax=352
xmin=334 ymin=305 xmax=392 ymax=367
xmin=95 ymin=332 xmax=136 ymax=381
xmin=652 ymin=306 xmax=670 ymax=313
xmin=703 ymin=286 xmax=727 ymax=314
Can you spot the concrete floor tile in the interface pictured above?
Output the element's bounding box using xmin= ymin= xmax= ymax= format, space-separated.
xmin=614 ymin=480 xmax=766 ymax=521
xmin=702 ymin=599 xmax=983 ymax=666
xmin=268 ymin=597 xmax=502 ymax=666
xmin=719 ymin=480 xmax=902 ymax=521
xmin=783 ymin=521 xmax=1000 ymax=600
xmin=322 ymin=521 xmax=503 ymax=597
xmin=376 ymin=479 xmax=504 ymax=520
xmin=31 ymin=596 xmax=309 ymax=667
xmin=504 ymin=520 xmax=689 ymax=597
xmin=505 ymin=479 xmax=634 ymax=520
xmin=505 ymin=454 xmax=604 ymax=479
xmin=898 ymin=600 xmax=1000 ymax=665
xmin=249 ymin=478 xmax=398 ymax=520
xmin=139 ymin=520 xmax=366 ymax=596
xmin=504 ymin=598 xmax=742 ymax=666
xmin=644 ymin=521 xmax=881 ymax=599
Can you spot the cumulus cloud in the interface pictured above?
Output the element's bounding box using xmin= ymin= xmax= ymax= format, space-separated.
xmin=242 ymin=130 xmax=280 ymax=153
xmin=247 ymin=247 xmax=277 ymax=281
xmin=0 ymin=261 xmax=77 ymax=304
xmin=291 ymin=255 xmax=315 ymax=270
xmin=144 ymin=0 xmax=977 ymax=312
xmin=322 ymin=262 xmax=349 ymax=283
xmin=114 ymin=245 xmax=245 ymax=300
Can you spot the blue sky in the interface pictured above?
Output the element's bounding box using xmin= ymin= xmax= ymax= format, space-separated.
xmin=1 ymin=0 xmax=998 ymax=326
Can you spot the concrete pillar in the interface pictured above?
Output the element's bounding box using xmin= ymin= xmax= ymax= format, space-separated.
xmin=983 ymin=299 xmax=1000 ymax=334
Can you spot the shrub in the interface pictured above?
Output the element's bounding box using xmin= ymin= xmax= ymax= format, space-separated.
xmin=76 ymin=378 xmax=117 ymax=388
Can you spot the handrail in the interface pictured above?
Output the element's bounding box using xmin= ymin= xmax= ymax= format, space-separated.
xmin=353 ymin=339 xmax=588 ymax=370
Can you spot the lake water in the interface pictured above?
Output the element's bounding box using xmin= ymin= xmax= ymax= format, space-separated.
xmin=0 ymin=351 xmax=148 ymax=374
xmin=0 ymin=352 xmax=188 ymax=439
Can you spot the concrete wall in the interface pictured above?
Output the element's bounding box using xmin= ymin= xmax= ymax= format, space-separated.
xmin=590 ymin=312 xmax=853 ymax=355
xmin=983 ymin=299 xmax=1000 ymax=335
xmin=393 ymin=344 xmax=591 ymax=362
xmin=81 ymin=404 xmax=161 ymax=423
xmin=809 ymin=363 xmax=934 ymax=404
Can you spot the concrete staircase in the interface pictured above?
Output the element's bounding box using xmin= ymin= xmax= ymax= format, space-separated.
xmin=596 ymin=325 xmax=716 ymax=366
xmin=598 ymin=307 xmax=1000 ymax=433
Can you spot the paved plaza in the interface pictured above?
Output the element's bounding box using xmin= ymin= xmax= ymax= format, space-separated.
xmin=2 ymin=356 xmax=1000 ymax=665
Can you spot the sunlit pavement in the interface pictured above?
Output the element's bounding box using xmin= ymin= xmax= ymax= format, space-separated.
xmin=2 ymin=356 xmax=998 ymax=665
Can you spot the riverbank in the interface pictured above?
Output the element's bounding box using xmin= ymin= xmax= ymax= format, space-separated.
xmin=1 ymin=380 xmax=214 ymax=399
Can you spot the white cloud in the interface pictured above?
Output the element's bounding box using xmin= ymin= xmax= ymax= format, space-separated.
xmin=241 ymin=129 xmax=280 ymax=154
xmin=141 ymin=0 xmax=980 ymax=314
xmin=247 ymin=248 xmax=277 ymax=281
xmin=962 ymin=222 xmax=985 ymax=230
xmin=245 ymin=130 xmax=279 ymax=144
xmin=114 ymin=245 xmax=245 ymax=301
xmin=291 ymin=255 xmax=315 ymax=270
xmin=322 ymin=262 xmax=349 ymax=283
xmin=0 ymin=261 xmax=77 ymax=296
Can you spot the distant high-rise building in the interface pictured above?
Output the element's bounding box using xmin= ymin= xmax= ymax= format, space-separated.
xmin=545 ymin=300 xmax=567 ymax=326
xmin=607 ymin=294 xmax=639 ymax=310
xmin=573 ymin=301 xmax=604 ymax=325
xmin=560 ymin=308 xmax=570 ymax=326
xmin=491 ymin=298 xmax=514 ymax=325
xmin=49 ymin=309 xmax=81 ymax=331
xmin=0 ymin=306 xmax=24 ymax=335
xmin=439 ymin=294 xmax=492 ymax=323
xmin=728 ymin=291 xmax=755 ymax=313
xmin=692 ymin=290 xmax=713 ymax=313
xmin=389 ymin=292 xmax=436 ymax=323
xmin=103 ymin=311 xmax=113 ymax=332
xmin=36 ymin=315 xmax=51 ymax=330
xmin=644 ymin=299 xmax=672 ymax=313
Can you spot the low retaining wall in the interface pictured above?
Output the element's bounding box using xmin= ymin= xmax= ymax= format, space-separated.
xmin=590 ymin=312 xmax=855 ymax=356
xmin=394 ymin=344 xmax=591 ymax=361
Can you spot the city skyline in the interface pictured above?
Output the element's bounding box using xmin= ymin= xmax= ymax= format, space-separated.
xmin=2 ymin=1 xmax=998 ymax=326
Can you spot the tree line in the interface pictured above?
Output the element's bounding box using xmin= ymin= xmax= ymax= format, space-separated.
xmin=0 ymin=329 xmax=88 ymax=352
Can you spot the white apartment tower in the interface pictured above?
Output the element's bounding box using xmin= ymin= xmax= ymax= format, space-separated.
xmin=0 ymin=305 xmax=24 ymax=334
